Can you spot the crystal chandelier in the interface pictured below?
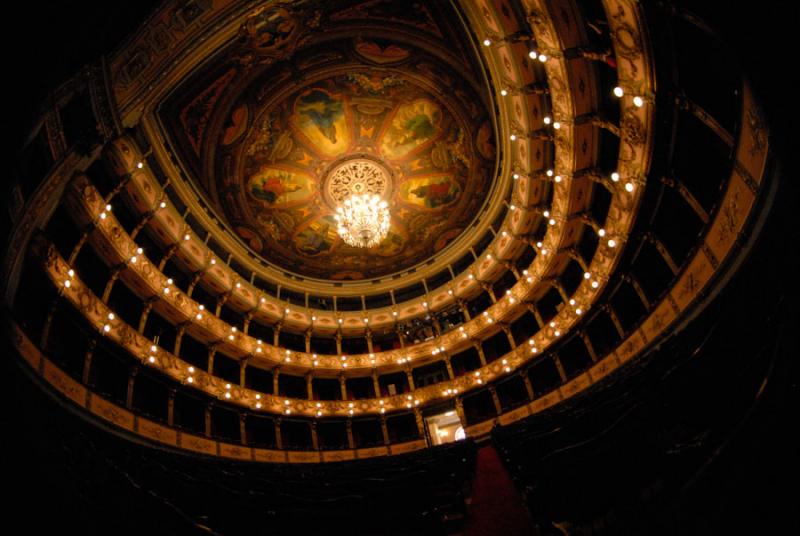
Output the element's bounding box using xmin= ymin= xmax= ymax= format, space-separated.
xmin=334 ymin=193 xmax=390 ymax=248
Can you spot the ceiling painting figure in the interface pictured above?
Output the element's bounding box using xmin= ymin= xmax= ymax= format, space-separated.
xmin=380 ymin=99 xmax=442 ymax=159
xmin=248 ymin=166 xmax=315 ymax=207
xmin=399 ymin=175 xmax=461 ymax=210
xmin=294 ymin=215 xmax=339 ymax=256
xmin=292 ymin=88 xmax=350 ymax=156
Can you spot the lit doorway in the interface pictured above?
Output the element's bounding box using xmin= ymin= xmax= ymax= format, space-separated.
xmin=425 ymin=410 xmax=465 ymax=446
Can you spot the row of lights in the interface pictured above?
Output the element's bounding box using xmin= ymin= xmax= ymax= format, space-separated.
xmin=84 ymin=28 xmax=638 ymax=418
xmin=62 ymin=252 xmax=596 ymax=396
xmin=486 ymin=32 xmax=637 ymax=262
xmin=612 ymin=86 xmax=646 ymax=108
xmin=92 ymin=279 xmax=582 ymax=418
xmin=135 ymin=43 xmax=619 ymax=361
xmin=96 ymin=100 xmax=620 ymax=404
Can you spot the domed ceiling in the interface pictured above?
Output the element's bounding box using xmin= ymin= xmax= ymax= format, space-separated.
xmin=162 ymin=2 xmax=496 ymax=281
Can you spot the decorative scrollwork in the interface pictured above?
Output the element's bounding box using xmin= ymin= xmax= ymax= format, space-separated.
xmin=325 ymin=158 xmax=391 ymax=205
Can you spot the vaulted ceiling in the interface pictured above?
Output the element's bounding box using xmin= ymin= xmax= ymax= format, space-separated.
xmin=160 ymin=4 xmax=497 ymax=280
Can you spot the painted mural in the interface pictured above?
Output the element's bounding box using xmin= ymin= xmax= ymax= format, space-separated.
xmin=330 ymin=0 xmax=442 ymax=36
xmin=248 ymin=167 xmax=314 ymax=206
xmin=179 ymin=69 xmax=237 ymax=155
xmin=221 ymin=105 xmax=248 ymax=146
xmin=476 ymin=121 xmax=495 ymax=160
xmin=373 ymin=226 xmax=407 ymax=257
xmin=399 ymin=175 xmax=460 ymax=209
xmin=291 ymin=89 xmax=350 ymax=156
xmin=380 ymin=99 xmax=442 ymax=159
xmin=294 ymin=216 xmax=338 ymax=256
xmin=354 ymin=39 xmax=411 ymax=64
xmin=243 ymin=6 xmax=299 ymax=53
xmin=197 ymin=37 xmax=496 ymax=280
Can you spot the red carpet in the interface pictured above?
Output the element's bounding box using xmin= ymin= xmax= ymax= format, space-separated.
xmin=464 ymin=445 xmax=536 ymax=536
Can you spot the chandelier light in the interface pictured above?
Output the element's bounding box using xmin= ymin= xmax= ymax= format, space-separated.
xmin=324 ymin=158 xmax=392 ymax=249
xmin=335 ymin=193 xmax=390 ymax=248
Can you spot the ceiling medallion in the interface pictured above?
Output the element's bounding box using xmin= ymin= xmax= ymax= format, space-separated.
xmin=326 ymin=158 xmax=392 ymax=248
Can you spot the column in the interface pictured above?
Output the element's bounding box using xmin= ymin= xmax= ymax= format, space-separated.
xmin=396 ymin=327 xmax=406 ymax=348
xmin=310 ymin=422 xmax=319 ymax=450
xmin=413 ymin=408 xmax=425 ymax=438
xmin=455 ymin=397 xmax=466 ymax=424
xmin=366 ymin=331 xmax=374 ymax=353
xmin=503 ymin=326 xmax=516 ymax=348
xmin=346 ymin=419 xmax=354 ymax=449
xmin=380 ymin=415 xmax=390 ymax=445
xmin=458 ymin=299 xmax=471 ymax=321
xmin=475 ymin=343 xmax=487 ymax=366
xmin=272 ymin=322 xmax=281 ymax=347
xmin=521 ymin=372 xmax=535 ymax=401
xmin=527 ymin=303 xmax=545 ymax=328
xmin=274 ymin=418 xmax=283 ymax=449
xmin=626 ymin=275 xmax=651 ymax=309
xmin=239 ymin=358 xmax=248 ymax=387
xmin=204 ymin=403 xmax=213 ymax=438
xmin=101 ymin=269 xmax=120 ymax=303
xmin=431 ymin=316 xmax=442 ymax=336
xmin=126 ymin=367 xmax=138 ymax=409
xmin=489 ymin=386 xmax=502 ymax=415
xmin=81 ymin=339 xmax=97 ymax=385
xmin=158 ymin=244 xmax=179 ymax=272
xmin=174 ymin=324 xmax=187 ymax=358
xmin=553 ymin=353 xmax=568 ymax=383
xmin=207 ymin=344 xmax=217 ymax=374
xmin=647 ymin=233 xmax=679 ymax=275
xmin=605 ymin=305 xmax=625 ymax=338
xmin=167 ymin=389 xmax=176 ymax=426
xmin=481 ymin=283 xmax=497 ymax=303
xmin=67 ymin=232 xmax=90 ymax=265
xmin=186 ymin=271 xmax=202 ymax=298
xmin=372 ymin=371 xmax=381 ymax=398
xmin=443 ymin=355 xmax=454 ymax=380
xmin=239 ymin=414 xmax=247 ymax=446
xmin=138 ymin=299 xmax=154 ymax=334
xmin=40 ymin=299 xmax=59 ymax=350
xmin=661 ymin=176 xmax=710 ymax=223
xmin=581 ymin=331 xmax=598 ymax=363
xmin=405 ymin=367 xmax=415 ymax=391
xmin=306 ymin=373 xmax=314 ymax=400
xmin=553 ymin=282 xmax=569 ymax=303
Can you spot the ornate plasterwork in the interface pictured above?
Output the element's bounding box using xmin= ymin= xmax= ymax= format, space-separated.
xmin=324 ymin=158 xmax=392 ymax=207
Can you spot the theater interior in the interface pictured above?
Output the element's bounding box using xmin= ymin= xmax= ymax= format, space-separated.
xmin=2 ymin=1 xmax=797 ymax=534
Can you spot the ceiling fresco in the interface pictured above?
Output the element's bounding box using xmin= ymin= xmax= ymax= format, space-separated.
xmin=162 ymin=1 xmax=496 ymax=281
xmin=225 ymin=69 xmax=493 ymax=280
